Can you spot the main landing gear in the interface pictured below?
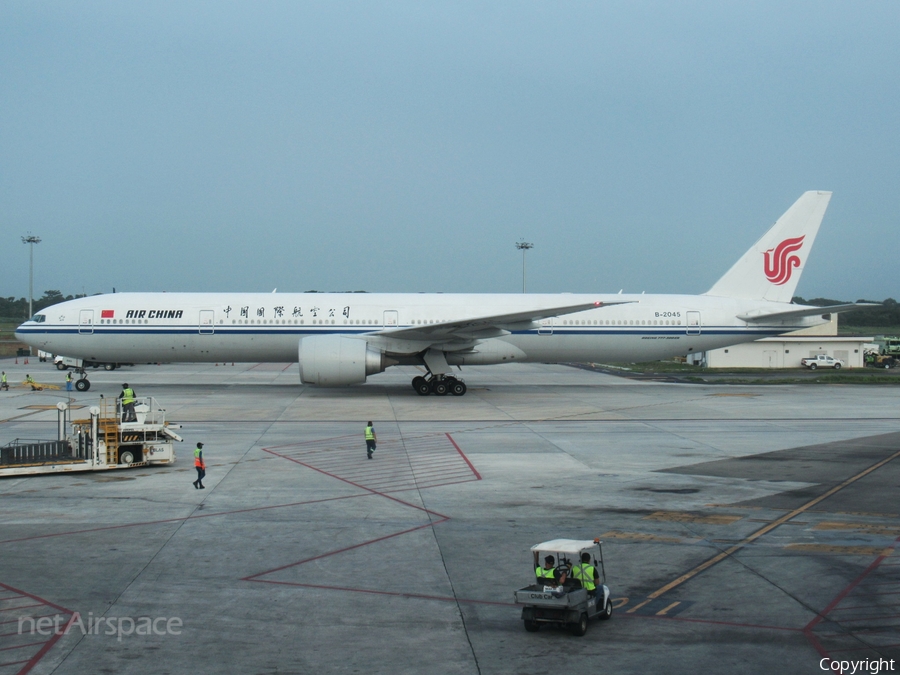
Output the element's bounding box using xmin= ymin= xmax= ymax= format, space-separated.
xmin=412 ymin=375 xmax=467 ymax=397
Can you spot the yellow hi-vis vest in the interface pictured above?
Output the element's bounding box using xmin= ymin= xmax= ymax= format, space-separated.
xmin=122 ymin=388 xmax=135 ymax=404
xmin=1 ymin=373 xmax=6 ymax=383
xmin=572 ymin=563 xmax=597 ymax=591
xmin=365 ymin=426 xmax=375 ymax=440
xmin=535 ymin=566 xmax=556 ymax=581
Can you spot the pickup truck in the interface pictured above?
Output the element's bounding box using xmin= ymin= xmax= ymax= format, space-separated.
xmin=800 ymin=354 xmax=844 ymax=370
xmin=54 ymin=355 xmax=132 ymax=371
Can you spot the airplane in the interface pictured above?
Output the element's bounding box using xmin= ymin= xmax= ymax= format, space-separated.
xmin=16 ymin=191 xmax=864 ymax=395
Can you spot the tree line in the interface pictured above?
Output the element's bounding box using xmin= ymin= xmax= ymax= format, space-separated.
xmin=0 ymin=291 xmax=88 ymax=320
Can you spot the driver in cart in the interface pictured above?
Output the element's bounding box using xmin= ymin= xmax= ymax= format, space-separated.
xmin=535 ymin=553 xmax=568 ymax=595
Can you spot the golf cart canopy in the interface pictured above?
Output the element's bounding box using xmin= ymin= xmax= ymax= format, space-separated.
xmin=531 ymin=539 xmax=600 ymax=555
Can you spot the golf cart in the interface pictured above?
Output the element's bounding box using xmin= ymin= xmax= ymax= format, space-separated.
xmin=514 ymin=538 xmax=612 ymax=636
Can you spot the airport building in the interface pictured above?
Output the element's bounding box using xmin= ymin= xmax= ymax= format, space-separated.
xmin=691 ymin=317 xmax=875 ymax=369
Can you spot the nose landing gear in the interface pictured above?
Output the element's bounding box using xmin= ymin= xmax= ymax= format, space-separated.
xmin=71 ymin=366 xmax=91 ymax=392
xmin=412 ymin=375 xmax=467 ymax=396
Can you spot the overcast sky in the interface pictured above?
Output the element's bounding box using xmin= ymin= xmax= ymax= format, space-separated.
xmin=1 ymin=1 xmax=897 ymax=301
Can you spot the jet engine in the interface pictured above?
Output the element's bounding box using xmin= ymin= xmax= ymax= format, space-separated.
xmin=298 ymin=335 xmax=389 ymax=386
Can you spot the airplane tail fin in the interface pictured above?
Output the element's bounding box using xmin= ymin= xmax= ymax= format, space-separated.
xmin=704 ymin=191 xmax=832 ymax=303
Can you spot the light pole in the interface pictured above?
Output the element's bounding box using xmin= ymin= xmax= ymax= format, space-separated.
xmin=515 ymin=240 xmax=533 ymax=293
xmin=22 ymin=235 xmax=41 ymax=321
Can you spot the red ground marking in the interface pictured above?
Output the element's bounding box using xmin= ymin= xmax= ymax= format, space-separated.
xmin=0 ymin=615 xmax=58 ymax=628
xmin=0 ymin=493 xmax=370 ymax=545
xmin=0 ymin=583 xmax=73 ymax=675
xmin=243 ymin=518 xmax=448 ymax=581
xmin=803 ymin=534 xmax=900 ymax=660
xmin=246 ymin=435 xmax=476 ymax=585
xmin=806 ymin=537 xmax=900 ymax=633
xmin=248 ymin=579 xmax=517 ymax=607
xmin=446 ymin=433 xmax=481 ymax=480
xmin=0 ymin=605 xmax=43 ymax=614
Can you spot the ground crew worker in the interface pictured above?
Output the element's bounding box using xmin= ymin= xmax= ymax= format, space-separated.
xmin=365 ymin=421 xmax=376 ymax=459
xmin=25 ymin=374 xmax=38 ymax=391
xmin=0 ymin=371 xmax=7 ymax=391
xmin=118 ymin=383 xmax=136 ymax=422
xmin=192 ymin=442 xmax=206 ymax=489
xmin=571 ymin=552 xmax=600 ymax=597
xmin=65 ymin=371 xmax=73 ymax=391
xmin=535 ymin=555 xmax=565 ymax=586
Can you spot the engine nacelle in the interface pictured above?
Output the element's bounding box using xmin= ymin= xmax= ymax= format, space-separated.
xmin=298 ymin=335 xmax=387 ymax=386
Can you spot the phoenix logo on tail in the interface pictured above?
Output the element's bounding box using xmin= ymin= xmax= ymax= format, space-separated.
xmin=764 ymin=236 xmax=805 ymax=285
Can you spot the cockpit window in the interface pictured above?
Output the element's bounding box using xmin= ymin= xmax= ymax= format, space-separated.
xmin=30 ymin=314 xmax=46 ymax=323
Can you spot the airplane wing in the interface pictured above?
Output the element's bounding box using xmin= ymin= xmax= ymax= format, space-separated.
xmin=737 ymin=303 xmax=875 ymax=323
xmin=371 ymin=300 xmax=634 ymax=343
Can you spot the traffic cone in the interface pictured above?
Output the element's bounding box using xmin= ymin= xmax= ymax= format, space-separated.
xmin=24 ymin=358 xmax=28 ymax=365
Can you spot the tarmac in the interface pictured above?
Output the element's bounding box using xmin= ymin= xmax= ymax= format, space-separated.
xmin=1 ymin=358 xmax=899 ymax=674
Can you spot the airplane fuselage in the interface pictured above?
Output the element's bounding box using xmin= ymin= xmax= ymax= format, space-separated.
xmin=15 ymin=292 xmax=825 ymax=366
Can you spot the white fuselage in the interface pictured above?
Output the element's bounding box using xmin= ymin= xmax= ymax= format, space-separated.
xmin=16 ymin=292 xmax=826 ymax=366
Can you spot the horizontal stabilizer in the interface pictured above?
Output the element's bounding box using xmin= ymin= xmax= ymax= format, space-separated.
xmin=738 ymin=303 xmax=876 ymax=323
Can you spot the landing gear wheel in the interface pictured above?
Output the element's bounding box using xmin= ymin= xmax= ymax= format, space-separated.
xmin=75 ymin=379 xmax=90 ymax=392
xmin=599 ymin=598 xmax=613 ymax=620
xmin=432 ymin=380 xmax=449 ymax=396
xmin=119 ymin=449 xmax=135 ymax=465
xmin=523 ymin=620 xmax=540 ymax=632
xmin=449 ymin=380 xmax=467 ymax=396
xmin=412 ymin=376 xmax=427 ymax=391
xmin=415 ymin=380 xmax=432 ymax=396
xmin=570 ymin=613 xmax=588 ymax=636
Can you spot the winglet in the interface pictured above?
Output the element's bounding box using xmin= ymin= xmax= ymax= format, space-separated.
xmin=705 ymin=191 xmax=832 ymax=303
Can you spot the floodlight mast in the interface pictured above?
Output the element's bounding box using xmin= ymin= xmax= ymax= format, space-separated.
xmin=21 ymin=235 xmax=42 ymax=324
xmin=515 ymin=241 xmax=533 ymax=293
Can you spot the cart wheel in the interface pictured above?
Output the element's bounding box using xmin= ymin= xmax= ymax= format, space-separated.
xmin=570 ymin=613 xmax=588 ymax=636
xmin=119 ymin=449 xmax=135 ymax=465
xmin=523 ymin=620 xmax=540 ymax=633
xmin=75 ymin=379 xmax=90 ymax=392
xmin=599 ymin=599 xmax=613 ymax=620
